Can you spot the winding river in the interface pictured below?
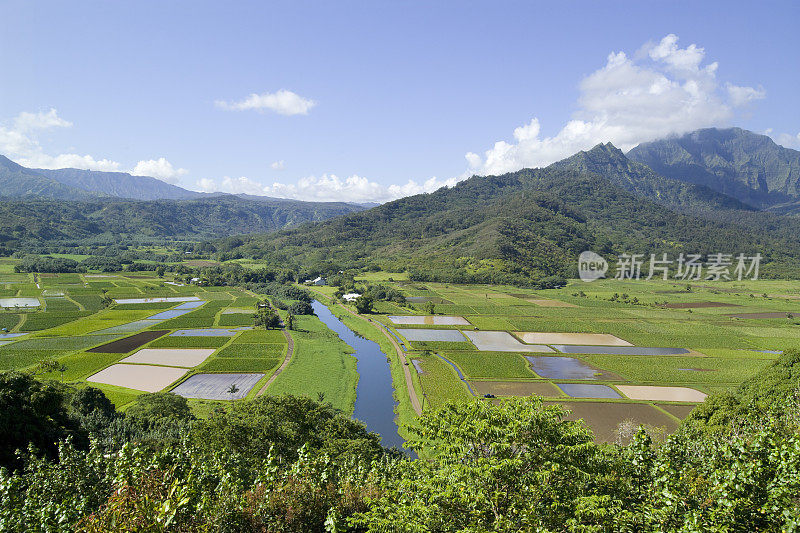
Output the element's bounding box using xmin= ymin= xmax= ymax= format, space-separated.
xmin=311 ymin=300 xmax=405 ymax=450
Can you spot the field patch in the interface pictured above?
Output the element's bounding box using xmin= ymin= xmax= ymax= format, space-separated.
xmin=147 ymin=309 xmax=193 ymax=320
xmin=515 ymin=332 xmax=632 ymax=346
xmin=556 ymin=383 xmax=622 ymax=399
xmin=216 ymin=343 xmax=286 ymax=358
xmin=617 ymin=385 xmax=707 ymax=402
xmin=547 ymin=401 xmax=678 ymax=443
xmin=114 ymin=296 xmax=201 ymax=304
xmin=657 ymin=403 xmax=696 ymax=419
xmin=87 ymin=364 xmax=187 ymax=392
xmin=663 ymin=302 xmax=740 ymax=309
xmin=396 ymin=328 xmax=467 ymax=342
xmin=553 ymin=345 xmax=691 ymax=356
xmin=91 ymin=319 xmax=163 ymax=335
xmin=171 ymin=372 xmax=264 ymax=400
xmin=9 ymin=334 xmax=122 ymax=351
xmin=121 ymin=348 xmax=216 ymax=367
xmin=470 ymin=381 xmax=562 ymax=397
xmin=148 ymin=336 xmax=230 ymax=348
xmin=526 ymin=356 xmax=621 ymax=380
xmin=0 ymin=297 xmax=40 ymax=308
xmin=236 ymin=329 xmax=286 ymax=343
xmin=526 ymin=299 xmax=577 ymax=308
xmin=388 ymin=315 xmax=470 ymax=325
xmin=87 ymin=331 xmax=169 ymax=353
xmin=463 ymin=331 xmax=553 ymax=352
xmin=170 ymin=328 xmax=248 ymax=337
xmin=725 ymin=311 xmax=799 ymax=319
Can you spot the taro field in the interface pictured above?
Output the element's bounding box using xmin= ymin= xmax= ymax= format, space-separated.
xmin=0 ymin=271 xmax=288 ymax=410
xmin=360 ymin=275 xmax=800 ymax=442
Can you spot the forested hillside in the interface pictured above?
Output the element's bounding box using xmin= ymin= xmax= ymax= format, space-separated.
xmin=218 ymin=161 xmax=800 ymax=284
xmin=0 ymin=196 xmax=366 ymax=248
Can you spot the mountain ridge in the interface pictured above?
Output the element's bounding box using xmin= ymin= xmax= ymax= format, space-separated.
xmin=627 ymin=127 xmax=800 ymax=209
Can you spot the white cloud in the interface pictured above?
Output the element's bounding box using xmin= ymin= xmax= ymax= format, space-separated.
xmin=215 ymin=89 xmax=316 ymax=116
xmin=772 ymin=131 xmax=800 ymax=150
xmin=0 ymin=108 xmax=121 ymax=171
xmin=727 ymin=83 xmax=766 ymax=106
xmin=270 ymin=160 xmax=286 ymax=170
xmin=466 ymin=34 xmax=769 ymax=176
xmin=197 ymin=172 xmax=461 ymax=203
xmin=133 ymin=157 xmax=188 ymax=184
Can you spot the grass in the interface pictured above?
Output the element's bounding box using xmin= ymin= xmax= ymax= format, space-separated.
xmin=19 ymin=311 xmax=92 ymax=331
xmin=236 ymin=329 xmax=286 ymax=343
xmin=38 ymin=351 xmax=123 ymax=381
xmin=216 ymin=343 xmax=286 ymax=358
xmin=580 ymin=355 xmax=773 ymax=385
xmin=442 ymin=351 xmax=536 ymax=380
xmin=8 ymin=334 xmax=122 ymax=351
xmin=148 ymin=336 xmax=231 ymax=348
xmin=414 ymin=354 xmax=472 ymax=410
xmin=198 ymin=356 xmax=282 ymax=373
xmin=264 ymin=313 xmax=358 ymax=414
xmin=218 ymin=313 xmax=255 ymax=327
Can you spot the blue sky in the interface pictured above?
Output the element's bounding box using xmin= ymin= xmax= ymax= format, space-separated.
xmin=1 ymin=1 xmax=797 ymax=202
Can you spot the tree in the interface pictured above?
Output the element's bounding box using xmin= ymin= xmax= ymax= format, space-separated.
xmin=124 ymin=392 xmax=194 ymax=426
xmin=0 ymin=372 xmax=83 ymax=469
xmin=285 ymin=312 xmax=295 ymax=330
xmin=423 ymin=301 xmax=435 ymax=315
xmin=254 ymin=307 xmax=281 ymax=329
xmin=354 ymin=295 xmax=374 ymax=314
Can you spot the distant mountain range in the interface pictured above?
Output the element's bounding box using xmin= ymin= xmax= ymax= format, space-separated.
xmin=627 ymin=127 xmax=800 ymax=210
xmin=3 ymin=127 xmax=800 ymax=281
xmin=35 ymin=167 xmax=207 ymax=201
xmin=217 ymin=129 xmax=800 ymax=283
xmin=0 ymin=155 xmax=367 ymax=245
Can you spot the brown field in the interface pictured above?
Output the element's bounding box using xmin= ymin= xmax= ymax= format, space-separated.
xmin=545 ymin=401 xmax=678 ymax=442
xmin=87 ymin=331 xmax=169 ymax=353
xmin=657 ymin=403 xmax=697 ymax=419
xmin=470 ymin=381 xmax=562 ymax=397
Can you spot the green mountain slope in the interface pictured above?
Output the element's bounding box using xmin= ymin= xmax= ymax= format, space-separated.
xmin=0 ymin=156 xmax=103 ymax=201
xmin=551 ymin=143 xmax=754 ymax=212
xmin=627 ymin=128 xmax=800 ymax=209
xmin=35 ymin=168 xmax=205 ymax=200
xmin=0 ymin=196 xmax=366 ymax=245
xmin=223 ymin=162 xmax=800 ymax=284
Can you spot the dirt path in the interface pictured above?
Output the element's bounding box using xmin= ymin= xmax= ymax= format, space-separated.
xmin=307 ymin=287 xmax=422 ymax=416
xmin=256 ymin=328 xmax=294 ymax=396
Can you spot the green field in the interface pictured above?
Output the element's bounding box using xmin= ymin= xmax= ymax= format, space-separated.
xmin=2 ymin=265 xmax=797 ymax=441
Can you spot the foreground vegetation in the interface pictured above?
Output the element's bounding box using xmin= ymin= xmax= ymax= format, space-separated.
xmin=1 ymin=349 xmax=799 ymax=531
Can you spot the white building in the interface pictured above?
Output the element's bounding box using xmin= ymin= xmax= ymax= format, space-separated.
xmin=342 ymin=292 xmax=361 ymax=302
